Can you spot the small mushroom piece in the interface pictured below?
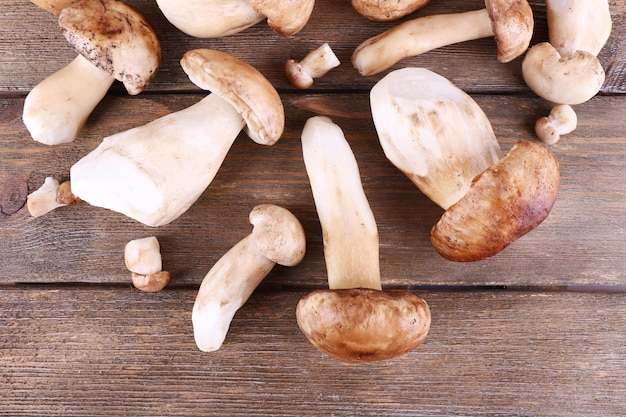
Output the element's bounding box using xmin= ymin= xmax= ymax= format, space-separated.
xmin=193 ymin=204 xmax=306 ymax=352
xmin=29 ymin=0 xmax=74 ymax=14
xmin=27 ymin=177 xmax=80 ymax=217
xmin=535 ymin=104 xmax=577 ymax=145
xmin=296 ymin=116 xmax=431 ymax=363
xmin=125 ymin=236 xmax=163 ymax=276
xmin=352 ymin=0 xmax=533 ymax=76
xmin=370 ymin=68 xmax=560 ymax=261
xmin=155 ymin=0 xmax=315 ymax=38
xmin=22 ymin=0 xmax=161 ymax=145
xmin=351 ymin=0 xmax=430 ymax=22
xmin=70 ymin=49 xmax=284 ymax=227
xmin=285 ymin=43 xmax=340 ymax=89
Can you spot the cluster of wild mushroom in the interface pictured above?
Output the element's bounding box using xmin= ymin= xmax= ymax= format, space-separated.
xmin=23 ymin=0 xmax=612 ymax=363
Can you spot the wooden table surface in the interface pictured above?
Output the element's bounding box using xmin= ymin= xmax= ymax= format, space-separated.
xmin=1 ymin=1 xmax=625 ymax=415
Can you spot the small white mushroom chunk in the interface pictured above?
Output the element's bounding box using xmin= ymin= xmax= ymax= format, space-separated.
xmin=192 ymin=204 xmax=306 ymax=352
xmin=27 ymin=177 xmax=80 ymax=217
xmin=70 ymin=49 xmax=285 ymax=227
xmin=353 ymin=0 xmax=534 ymax=76
xmin=23 ymin=0 xmax=161 ymax=145
xmin=296 ymin=116 xmax=431 ymax=363
xmin=535 ymin=104 xmax=577 ymax=145
xmin=125 ymin=236 xmax=170 ymax=292
xmin=285 ymin=43 xmax=340 ymax=89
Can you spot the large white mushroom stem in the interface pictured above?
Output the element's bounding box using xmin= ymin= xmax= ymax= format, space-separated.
xmin=193 ymin=204 xmax=306 ymax=352
xmin=296 ymin=116 xmax=431 ymax=363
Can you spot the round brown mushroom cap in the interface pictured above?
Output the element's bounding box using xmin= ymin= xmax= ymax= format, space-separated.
xmin=484 ymin=0 xmax=534 ymax=63
xmin=249 ymin=204 xmax=306 ymax=267
xmin=180 ymin=49 xmax=285 ymax=145
xmin=58 ymin=0 xmax=161 ymax=95
xmin=296 ymin=288 xmax=431 ymax=363
xmin=430 ymin=140 xmax=560 ymax=262
xmin=249 ymin=0 xmax=315 ymax=37
xmin=351 ymin=0 xmax=430 ymax=22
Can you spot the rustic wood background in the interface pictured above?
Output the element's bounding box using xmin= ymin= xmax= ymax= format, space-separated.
xmin=1 ymin=0 xmax=625 ymax=415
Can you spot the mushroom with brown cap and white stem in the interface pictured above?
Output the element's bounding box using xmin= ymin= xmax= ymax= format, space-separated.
xmin=351 ymin=0 xmax=431 ymax=22
xmin=193 ymin=204 xmax=306 ymax=352
xmin=352 ymin=0 xmax=533 ymax=76
xmin=26 ymin=177 xmax=80 ymax=217
xmin=285 ymin=43 xmax=341 ymax=89
xmin=22 ymin=0 xmax=161 ymax=146
xmin=155 ymin=0 xmax=315 ymax=38
xmin=69 ymin=49 xmax=285 ymax=227
xmin=370 ymin=68 xmax=560 ymax=262
xmin=535 ymin=104 xmax=577 ymax=145
xmin=125 ymin=236 xmax=171 ymax=292
xmin=296 ymin=116 xmax=431 ymax=363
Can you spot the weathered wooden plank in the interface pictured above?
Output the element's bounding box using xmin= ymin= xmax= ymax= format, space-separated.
xmin=0 ymin=286 xmax=625 ymax=416
xmin=1 ymin=93 xmax=625 ymax=286
xmin=0 ymin=1 xmax=624 ymax=94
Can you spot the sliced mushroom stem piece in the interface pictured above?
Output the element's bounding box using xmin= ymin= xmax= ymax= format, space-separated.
xmin=70 ymin=49 xmax=284 ymax=227
xmin=125 ymin=236 xmax=163 ymax=276
xmin=285 ymin=43 xmax=340 ymax=89
xmin=27 ymin=177 xmax=80 ymax=217
xmin=296 ymin=116 xmax=431 ymax=363
xmin=353 ymin=0 xmax=533 ymax=76
xmin=193 ymin=204 xmax=306 ymax=352
xmin=535 ymin=104 xmax=577 ymax=145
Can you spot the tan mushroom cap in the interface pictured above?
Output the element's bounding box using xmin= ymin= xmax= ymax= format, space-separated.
xmin=431 ymin=141 xmax=560 ymax=262
xmin=351 ymin=0 xmax=431 ymax=22
xmin=180 ymin=49 xmax=285 ymax=146
xmin=296 ymin=288 xmax=431 ymax=364
xmin=249 ymin=0 xmax=315 ymax=36
xmin=58 ymin=0 xmax=161 ymax=96
xmin=249 ymin=204 xmax=306 ymax=267
xmin=30 ymin=0 xmax=75 ymax=14
xmin=485 ymin=0 xmax=534 ymax=63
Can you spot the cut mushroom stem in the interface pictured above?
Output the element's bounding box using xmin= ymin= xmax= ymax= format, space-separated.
xmin=193 ymin=204 xmax=306 ymax=352
xmin=70 ymin=49 xmax=284 ymax=227
xmin=27 ymin=177 xmax=80 ymax=217
xmin=125 ymin=236 xmax=170 ymax=292
xmin=285 ymin=43 xmax=340 ymax=89
xmin=353 ymin=0 xmax=533 ymax=76
xmin=296 ymin=116 xmax=431 ymax=363
xmin=370 ymin=68 xmax=560 ymax=261
xmin=535 ymin=104 xmax=577 ymax=145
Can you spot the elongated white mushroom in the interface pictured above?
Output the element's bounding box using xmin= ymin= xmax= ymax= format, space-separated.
xmin=296 ymin=116 xmax=431 ymax=363
xmin=370 ymin=68 xmax=560 ymax=261
xmin=23 ymin=0 xmax=161 ymax=145
xmin=193 ymin=204 xmax=306 ymax=352
xmin=285 ymin=43 xmax=340 ymax=89
xmin=353 ymin=0 xmax=533 ymax=76
xmin=70 ymin=49 xmax=285 ymax=227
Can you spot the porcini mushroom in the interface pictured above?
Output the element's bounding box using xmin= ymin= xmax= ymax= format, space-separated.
xmin=351 ymin=0 xmax=430 ymax=22
xmin=125 ymin=236 xmax=171 ymax=292
xmin=296 ymin=116 xmax=431 ymax=363
xmin=352 ymin=0 xmax=533 ymax=76
xmin=70 ymin=49 xmax=285 ymax=227
xmin=22 ymin=0 xmax=161 ymax=145
xmin=27 ymin=177 xmax=80 ymax=217
xmin=29 ymin=0 xmax=74 ymax=14
xmin=155 ymin=0 xmax=315 ymax=38
xmin=535 ymin=104 xmax=577 ymax=145
xmin=370 ymin=68 xmax=560 ymax=261
xmin=193 ymin=204 xmax=306 ymax=352
xmin=285 ymin=43 xmax=340 ymax=89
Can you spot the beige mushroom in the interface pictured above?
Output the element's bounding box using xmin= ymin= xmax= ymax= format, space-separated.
xmin=285 ymin=43 xmax=341 ymax=89
xmin=296 ymin=116 xmax=431 ymax=363
xmin=23 ymin=0 xmax=161 ymax=145
xmin=125 ymin=236 xmax=171 ymax=292
xmin=193 ymin=204 xmax=306 ymax=352
xmin=352 ymin=0 xmax=533 ymax=76
xmin=27 ymin=177 xmax=80 ymax=217
xmin=370 ymin=68 xmax=560 ymax=261
xmin=155 ymin=0 xmax=315 ymax=38
xmin=351 ymin=0 xmax=430 ymax=22
xmin=535 ymin=104 xmax=577 ymax=145
xmin=70 ymin=49 xmax=285 ymax=227
xmin=29 ymin=0 xmax=74 ymax=14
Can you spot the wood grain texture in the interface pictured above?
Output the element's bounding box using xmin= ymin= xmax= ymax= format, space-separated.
xmin=1 ymin=286 xmax=625 ymax=417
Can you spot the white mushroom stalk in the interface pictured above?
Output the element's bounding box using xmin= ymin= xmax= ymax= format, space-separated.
xmin=23 ymin=0 xmax=161 ymax=145
xmin=70 ymin=49 xmax=285 ymax=227
xmin=125 ymin=236 xmax=171 ymax=292
xmin=26 ymin=177 xmax=80 ymax=217
xmin=285 ymin=43 xmax=341 ymax=89
xmin=353 ymin=0 xmax=533 ymax=76
xmin=296 ymin=116 xmax=431 ymax=363
xmin=193 ymin=204 xmax=306 ymax=352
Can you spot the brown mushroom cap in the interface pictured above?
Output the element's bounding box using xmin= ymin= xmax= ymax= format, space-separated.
xmin=180 ymin=49 xmax=285 ymax=146
xmin=431 ymin=141 xmax=560 ymax=262
xmin=485 ymin=0 xmax=534 ymax=63
xmin=296 ymin=288 xmax=431 ymax=363
xmin=249 ymin=0 xmax=315 ymax=37
xmin=249 ymin=204 xmax=306 ymax=267
xmin=30 ymin=0 xmax=75 ymax=14
xmin=58 ymin=0 xmax=161 ymax=96
xmin=351 ymin=0 xmax=431 ymax=22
